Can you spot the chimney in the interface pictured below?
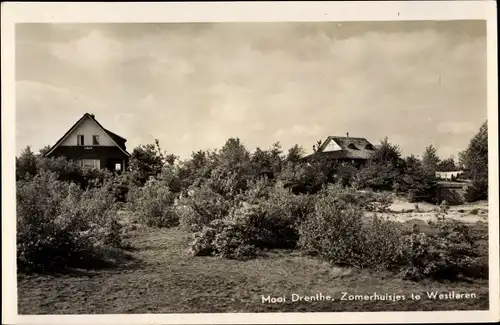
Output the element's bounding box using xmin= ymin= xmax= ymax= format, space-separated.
xmin=346 ymin=132 xmax=349 ymax=138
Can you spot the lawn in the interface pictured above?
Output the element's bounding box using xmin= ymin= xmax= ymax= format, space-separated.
xmin=18 ymin=220 xmax=489 ymax=314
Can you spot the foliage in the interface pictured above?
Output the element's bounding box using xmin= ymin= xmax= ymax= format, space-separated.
xmin=312 ymin=139 xmax=324 ymax=153
xmin=286 ymin=144 xmax=305 ymax=163
xmin=16 ymin=146 xmax=39 ymax=181
xmin=298 ymin=186 xmax=486 ymax=280
xmin=437 ymin=157 xmax=458 ymax=172
xmin=250 ymin=142 xmax=283 ymax=180
xmin=395 ymin=155 xmax=437 ymax=201
xmin=188 ymin=182 xmax=315 ymax=259
xmin=177 ymin=149 xmax=219 ymax=193
xmin=128 ymin=139 xmax=176 ymax=186
xmin=132 ymin=178 xmax=179 ymax=228
xmin=422 ymin=144 xmax=441 ymax=171
xmin=238 ymin=184 xmax=315 ymax=249
xmin=352 ymin=138 xmax=404 ymax=192
xmin=17 ymin=171 xmax=122 ymax=272
xmin=370 ymin=137 xmax=404 ymax=169
xmin=459 ymin=121 xmax=488 ymax=201
xmin=298 ymin=184 xmax=402 ymax=269
xmin=177 ymin=184 xmax=234 ymax=231
xmin=278 ymin=161 xmax=328 ymax=194
xmin=188 ymin=219 xmax=257 ymax=260
xmin=396 ymin=214 xmax=487 ymax=281
xmin=353 ymin=162 xmax=399 ymax=192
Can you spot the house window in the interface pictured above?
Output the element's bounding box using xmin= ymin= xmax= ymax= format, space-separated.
xmin=93 ymin=135 xmax=100 ymax=145
xmin=365 ymin=144 xmax=375 ymax=150
xmin=77 ymin=135 xmax=84 ymax=146
xmin=115 ymin=163 xmax=122 ymax=171
xmin=347 ymin=143 xmax=359 ymax=150
xmin=80 ymin=159 xmax=100 ymax=169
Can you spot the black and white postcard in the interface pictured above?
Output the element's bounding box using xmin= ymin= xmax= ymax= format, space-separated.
xmin=2 ymin=1 xmax=498 ymax=324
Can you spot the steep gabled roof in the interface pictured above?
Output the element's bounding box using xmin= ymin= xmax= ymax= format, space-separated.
xmin=44 ymin=113 xmax=131 ymax=157
xmin=317 ymin=136 xmax=376 ymax=160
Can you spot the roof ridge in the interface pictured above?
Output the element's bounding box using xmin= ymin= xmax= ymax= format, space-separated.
xmin=44 ymin=112 xmax=130 ymax=157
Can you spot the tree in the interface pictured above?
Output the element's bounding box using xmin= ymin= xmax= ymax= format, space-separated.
xmin=355 ymin=138 xmax=404 ymax=191
xmin=312 ymin=139 xmax=323 ymax=153
xmin=371 ymin=137 xmax=403 ymax=168
xmin=422 ymin=145 xmax=441 ymax=171
xmin=437 ymin=157 xmax=458 ymax=172
xmin=251 ymin=143 xmax=283 ymax=180
xmin=286 ymin=144 xmax=305 ymax=163
xmin=459 ymin=121 xmax=488 ymax=200
xmin=16 ymin=146 xmax=38 ymax=180
xmin=208 ymin=138 xmax=253 ymax=198
xmin=177 ymin=149 xmax=218 ymax=192
xmin=129 ymin=139 xmax=175 ymax=185
xmin=38 ymin=145 xmax=52 ymax=156
xmin=396 ymin=155 xmax=437 ymax=201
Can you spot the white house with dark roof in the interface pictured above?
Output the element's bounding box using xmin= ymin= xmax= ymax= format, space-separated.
xmin=304 ymin=133 xmax=376 ymax=167
xmin=43 ymin=113 xmax=131 ymax=171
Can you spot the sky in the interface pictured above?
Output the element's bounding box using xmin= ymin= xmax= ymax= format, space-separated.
xmin=15 ymin=21 xmax=487 ymax=160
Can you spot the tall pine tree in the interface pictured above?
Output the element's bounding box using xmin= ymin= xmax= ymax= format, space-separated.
xmin=422 ymin=144 xmax=441 ymax=171
xmin=459 ymin=121 xmax=488 ymax=200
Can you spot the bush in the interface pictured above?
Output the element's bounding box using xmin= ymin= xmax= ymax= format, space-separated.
xmin=188 ymin=183 xmax=315 ymax=258
xmin=396 ymin=219 xmax=487 ymax=280
xmin=260 ymin=184 xmax=315 ymax=229
xmin=314 ymin=184 xmax=392 ymax=213
xmin=132 ymin=178 xmax=179 ymax=228
xmin=353 ymin=163 xmax=399 ymax=192
xmin=298 ymin=185 xmax=401 ymax=269
xmin=177 ymin=184 xmax=234 ymax=231
xmin=36 ymin=156 xmax=112 ymax=189
xmin=277 ymin=161 xmax=328 ymax=194
xmin=188 ymin=219 xmax=256 ymax=260
xmin=17 ymin=171 xmax=123 ymax=272
xmin=464 ymin=183 xmax=488 ymax=203
xmin=236 ymin=183 xmax=315 ymax=249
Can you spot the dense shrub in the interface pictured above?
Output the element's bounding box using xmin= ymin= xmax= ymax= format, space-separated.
xmin=177 ymin=184 xmax=234 ymax=231
xmin=17 ymin=171 xmax=122 ymax=272
xmin=235 ymin=183 xmax=315 ymax=249
xmin=298 ymin=185 xmax=402 ymax=269
xmin=334 ymin=164 xmax=360 ymax=187
xmin=188 ymin=183 xmax=315 ymax=258
xmin=250 ymin=143 xmax=284 ymax=180
xmin=237 ymin=186 xmax=315 ymax=249
xmin=132 ymin=178 xmax=179 ymax=228
xmin=260 ymin=184 xmax=316 ymax=228
xmin=278 ymin=161 xmax=328 ymax=194
xmin=298 ymin=188 xmax=486 ymax=279
xmin=353 ymin=163 xmax=399 ymax=192
xmin=236 ymin=177 xmax=273 ymax=205
xmin=396 ymin=218 xmax=487 ymax=280
xmin=314 ymin=184 xmax=392 ymax=213
xmin=188 ymin=218 xmax=256 ymax=260
xmin=29 ymin=155 xmax=114 ymax=191
xmin=128 ymin=139 xmax=177 ymax=186
xmin=395 ymin=155 xmax=437 ymax=201
xmin=463 ymin=183 xmax=488 ymax=203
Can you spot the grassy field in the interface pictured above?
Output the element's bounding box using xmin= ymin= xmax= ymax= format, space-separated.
xmin=18 ymin=217 xmax=489 ymax=314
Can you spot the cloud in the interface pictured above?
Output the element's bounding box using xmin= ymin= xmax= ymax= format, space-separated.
xmin=437 ymin=121 xmax=477 ymax=135
xmin=15 ymin=22 xmax=487 ymax=159
xmin=49 ymin=30 xmax=126 ymax=66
